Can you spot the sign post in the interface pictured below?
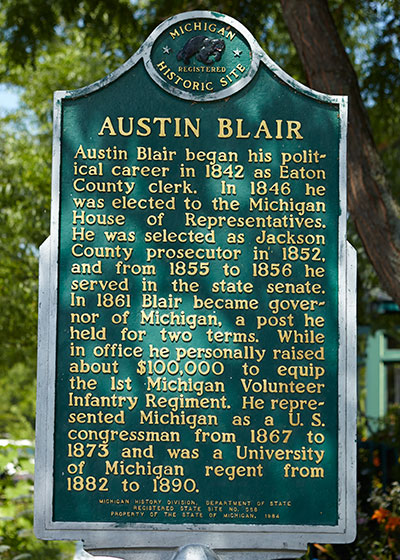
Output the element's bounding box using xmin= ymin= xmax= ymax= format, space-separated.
xmin=35 ymin=11 xmax=357 ymax=559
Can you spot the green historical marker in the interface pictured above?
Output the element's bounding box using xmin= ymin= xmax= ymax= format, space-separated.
xmin=35 ymin=11 xmax=356 ymax=559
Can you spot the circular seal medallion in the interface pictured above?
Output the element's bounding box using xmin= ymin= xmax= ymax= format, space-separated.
xmin=145 ymin=11 xmax=259 ymax=101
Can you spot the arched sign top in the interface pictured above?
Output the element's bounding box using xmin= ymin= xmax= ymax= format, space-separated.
xmin=63 ymin=10 xmax=347 ymax=108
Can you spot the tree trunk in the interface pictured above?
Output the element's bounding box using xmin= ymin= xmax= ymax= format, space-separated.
xmin=280 ymin=0 xmax=400 ymax=305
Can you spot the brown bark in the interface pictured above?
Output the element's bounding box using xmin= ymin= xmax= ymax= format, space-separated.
xmin=280 ymin=0 xmax=400 ymax=304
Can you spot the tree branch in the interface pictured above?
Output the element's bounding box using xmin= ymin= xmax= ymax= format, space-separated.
xmin=280 ymin=0 xmax=400 ymax=305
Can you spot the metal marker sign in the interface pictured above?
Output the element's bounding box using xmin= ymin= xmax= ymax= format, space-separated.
xmin=35 ymin=11 xmax=356 ymax=559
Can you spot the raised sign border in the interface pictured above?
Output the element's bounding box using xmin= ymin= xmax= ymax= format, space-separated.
xmin=34 ymin=10 xmax=356 ymax=559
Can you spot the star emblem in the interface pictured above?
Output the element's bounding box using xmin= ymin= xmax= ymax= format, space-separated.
xmin=233 ymin=49 xmax=242 ymax=58
xmin=162 ymin=46 xmax=171 ymax=55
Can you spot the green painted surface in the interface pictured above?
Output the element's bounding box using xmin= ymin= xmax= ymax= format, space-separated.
xmin=53 ymin=45 xmax=341 ymax=526
xmin=365 ymin=331 xmax=386 ymax=420
xmin=365 ymin=330 xmax=400 ymax=421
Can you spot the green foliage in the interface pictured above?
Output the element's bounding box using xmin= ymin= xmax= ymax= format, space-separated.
xmin=0 ymin=364 xmax=36 ymax=440
xmin=0 ymin=103 xmax=52 ymax=431
xmin=0 ymin=123 xmax=49 ymax=437
xmin=301 ymin=483 xmax=400 ymax=560
xmin=299 ymin=407 xmax=400 ymax=560
xmin=358 ymin=405 xmax=400 ymax=492
xmin=0 ymin=442 xmax=74 ymax=559
xmin=0 ymin=0 xmax=399 ymax=555
xmin=0 ymin=0 xmax=148 ymax=71
xmin=342 ymin=1 xmax=400 ymax=198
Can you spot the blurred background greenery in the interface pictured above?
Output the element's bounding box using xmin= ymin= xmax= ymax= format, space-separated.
xmin=0 ymin=1 xmax=399 ymax=558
